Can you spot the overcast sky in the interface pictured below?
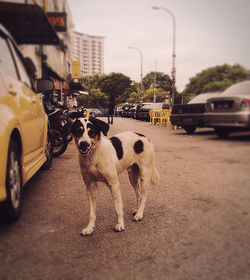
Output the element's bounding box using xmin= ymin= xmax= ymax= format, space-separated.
xmin=69 ymin=0 xmax=250 ymax=91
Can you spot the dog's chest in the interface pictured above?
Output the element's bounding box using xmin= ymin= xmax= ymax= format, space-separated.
xmin=79 ymin=157 xmax=107 ymax=183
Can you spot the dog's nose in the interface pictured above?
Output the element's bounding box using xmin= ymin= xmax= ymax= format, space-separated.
xmin=79 ymin=141 xmax=90 ymax=151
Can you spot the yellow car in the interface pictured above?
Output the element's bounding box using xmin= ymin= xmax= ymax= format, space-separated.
xmin=0 ymin=24 xmax=54 ymax=222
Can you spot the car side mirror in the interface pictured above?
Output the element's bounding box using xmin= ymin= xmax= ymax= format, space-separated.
xmin=36 ymin=78 xmax=54 ymax=93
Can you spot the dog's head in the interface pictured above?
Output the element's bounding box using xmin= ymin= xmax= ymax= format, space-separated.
xmin=70 ymin=116 xmax=109 ymax=155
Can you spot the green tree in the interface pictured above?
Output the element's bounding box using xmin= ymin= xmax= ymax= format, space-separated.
xmin=97 ymin=72 xmax=132 ymax=102
xmin=142 ymin=71 xmax=173 ymax=91
xmin=76 ymin=74 xmax=109 ymax=108
xmin=182 ymin=64 xmax=249 ymax=103
xmin=143 ymin=88 xmax=168 ymax=102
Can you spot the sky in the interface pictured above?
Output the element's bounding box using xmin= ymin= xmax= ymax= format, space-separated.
xmin=69 ymin=0 xmax=250 ymax=92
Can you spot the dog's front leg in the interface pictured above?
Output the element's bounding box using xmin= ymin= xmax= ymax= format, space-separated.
xmin=81 ymin=182 xmax=97 ymax=236
xmin=107 ymin=179 xmax=124 ymax=232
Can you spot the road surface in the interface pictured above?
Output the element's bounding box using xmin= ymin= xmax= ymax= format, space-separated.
xmin=0 ymin=117 xmax=250 ymax=280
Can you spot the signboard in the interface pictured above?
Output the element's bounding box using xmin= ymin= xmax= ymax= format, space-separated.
xmin=72 ymin=60 xmax=81 ymax=79
xmin=47 ymin=12 xmax=67 ymax=32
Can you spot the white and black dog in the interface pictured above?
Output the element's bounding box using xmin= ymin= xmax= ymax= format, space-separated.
xmin=71 ymin=116 xmax=160 ymax=236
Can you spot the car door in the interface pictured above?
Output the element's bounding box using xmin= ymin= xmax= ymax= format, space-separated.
xmin=0 ymin=33 xmax=46 ymax=166
xmin=8 ymin=39 xmax=47 ymax=164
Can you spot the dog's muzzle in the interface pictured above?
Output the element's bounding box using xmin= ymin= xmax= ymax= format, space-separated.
xmin=79 ymin=141 xmax=93 ymax=155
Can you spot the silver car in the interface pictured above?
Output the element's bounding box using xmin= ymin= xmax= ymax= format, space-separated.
xmin=205 ymin=81 xmax=250 ymax=138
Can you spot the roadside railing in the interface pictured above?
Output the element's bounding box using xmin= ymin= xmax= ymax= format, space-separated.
xmin=149 ymin=109 xmax=174 ymax=128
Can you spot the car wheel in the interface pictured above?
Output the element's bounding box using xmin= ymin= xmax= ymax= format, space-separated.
xmin=41 ymin=132 xmax=53 ymax=170
xmin=183 ymin=126 xmax=196 ymax=134
xmin=0 ymin=140 xmax=22 ymax=222
xmin=214 ymin=127 xmax=231 ymax=138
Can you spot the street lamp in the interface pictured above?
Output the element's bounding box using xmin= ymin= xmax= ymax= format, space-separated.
xmin=152 ymin=6 xmax=176 ymax=104
xmin=153 ymin=61 xmax=157 ymax=103
xmin=128 ymin=46 xmax=143 ymax=102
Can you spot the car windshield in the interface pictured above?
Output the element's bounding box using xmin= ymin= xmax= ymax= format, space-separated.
xmin=188 ymin=92 xmax=222 ymax=104
xmin=222 ymin=81 xmax=250 ymax=96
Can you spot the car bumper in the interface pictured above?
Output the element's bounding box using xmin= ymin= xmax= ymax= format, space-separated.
xmin=170 ymin=114 xmax=206 ymax=127
xmin=205 ymin=112 xmax=250 ymax=127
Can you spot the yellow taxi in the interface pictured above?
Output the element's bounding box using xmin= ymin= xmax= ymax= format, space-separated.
xmin=0 ymin=24 xmax=54 ymax=222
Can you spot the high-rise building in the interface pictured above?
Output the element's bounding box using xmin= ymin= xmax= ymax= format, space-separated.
xmin=73 ymin=31 xmax=104 ymax=76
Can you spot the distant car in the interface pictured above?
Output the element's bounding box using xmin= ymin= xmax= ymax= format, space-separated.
xmin=0 ymin=24 xmax=54 ymax=222
xmin=137 ymin=102 xmax=170 ymax=121
xmin=205 ymin=81 xmax=250 ymax=138
xmin=127 ymin=103 xmax=140 ymax=118
xmin=170 ymin=92 xmax=222 ymax=133
xmin=116 ymin=106 xmax=123 ymax=117
xmin=121 ymin=103 xmax=134 ymax=117
xmin=88 ymin=108 xmax=102 ymax=117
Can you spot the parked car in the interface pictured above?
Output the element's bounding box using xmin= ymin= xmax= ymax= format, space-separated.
xmin=116 ymin=106 xmax=123 ymax=117
xmin=137 ymin=102 xmax=170 ymax=121
xmin=0 ymin=24 xmax=54 ymax=222
xmin=205 ymin=81 xmax=250 ymax=138
xmin=88 ymin=108 xmax=102 ymax=117
xmin=170 ymin=92 xmax=222 ymax=133
xmin=121 ymin=103 xmax=134 ymax=117
xmin=127 ymin=103 xmax=139 ymax=118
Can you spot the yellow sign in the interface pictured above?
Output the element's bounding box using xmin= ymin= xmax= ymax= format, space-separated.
xmin=72 ymin=60 xmax=81 ymax=79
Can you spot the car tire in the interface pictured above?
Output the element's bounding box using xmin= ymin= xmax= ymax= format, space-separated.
xmin=0 ymin=140 xmax=23 ymax=222
xmin=41 ymin=132 xmax=53 ymax=170
xmin=183 ymin=126 xmax=196 ymax=134
xmin=214 ymin=127 xmax=231 ymax=138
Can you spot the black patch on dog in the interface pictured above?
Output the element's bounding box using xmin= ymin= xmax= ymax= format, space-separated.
xmin=135 ymin=132 xmax=146 ymax=138
xmin=71 ymin=120 xmax=84 ymax=137
xmin=134 ymin=140 xmax=143 ymax=154
xmin=110 ymin=136 xmax=123 ymax=160
xmin=87 ymin=123 xmax=98 ymax=138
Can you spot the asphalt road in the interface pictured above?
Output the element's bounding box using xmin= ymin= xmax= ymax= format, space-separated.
xmin=1 ymin=117 xmax=250 ymax=280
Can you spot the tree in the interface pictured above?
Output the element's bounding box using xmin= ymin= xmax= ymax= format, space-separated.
xmin=97 ymin=72 xmax=132 ymax=102
xmin=182 ymin=64 xmax=249 ymax=103
xmin=142 ymin=71 xmax=173 ymax=92
xmin=76 ymin=74 xmax=108 ymax=108
xmin=143 ymin=88 xmax=168 ymax=102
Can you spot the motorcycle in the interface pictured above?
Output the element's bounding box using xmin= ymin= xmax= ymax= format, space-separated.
xmin=48 ymin=109 xmax=68 ymax=158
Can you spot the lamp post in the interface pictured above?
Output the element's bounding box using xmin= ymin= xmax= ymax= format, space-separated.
xmin=152 ymin=6 xmax=176 ymax=104
xmin=153 ymin=61 xmax=157 ymax=103
xmin=128 ymin=46 xmax=143 ymax=102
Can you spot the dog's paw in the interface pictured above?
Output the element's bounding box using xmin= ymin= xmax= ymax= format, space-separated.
xmin=114 ymin=223 xmax=125 ymax=232
xmin=80 ymin=227 xmax=94 ymax=236
xmin=133 ymin=213 xmax=143 ymax=222
xmin=132 ymin=210 xmax=137 ymax=216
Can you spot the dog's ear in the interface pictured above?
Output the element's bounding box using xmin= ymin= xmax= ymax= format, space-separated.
xmin=89 ymin=116 xmax=109 ymax=136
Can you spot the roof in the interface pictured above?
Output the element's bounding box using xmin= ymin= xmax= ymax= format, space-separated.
xmin=0 ymin=2 xmax=60 ymax=45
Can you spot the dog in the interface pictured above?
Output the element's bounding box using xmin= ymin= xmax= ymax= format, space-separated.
xmin=71 ymin=116 xmax=160 ymax=236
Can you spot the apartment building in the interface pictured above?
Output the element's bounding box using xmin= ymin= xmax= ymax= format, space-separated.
xmin=73 ymin=31 xmax=105 ymax=76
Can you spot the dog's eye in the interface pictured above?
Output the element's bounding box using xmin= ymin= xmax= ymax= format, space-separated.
xmin=88 ymin=129 xmax=96 ymax=138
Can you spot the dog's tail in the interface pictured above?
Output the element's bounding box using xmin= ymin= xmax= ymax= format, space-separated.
xmin=150 ymin=163 xmax=160 ymax=186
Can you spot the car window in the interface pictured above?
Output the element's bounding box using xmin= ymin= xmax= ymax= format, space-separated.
xmin=8 ymin=40 xmax=32 ymax=89
xmin=188 ymin=92 xmax=222 ymax=104
xmin=0 ymin=34 xmax=18 ymax=79
xmin=222 ymin=81 xmax=250 ymax=96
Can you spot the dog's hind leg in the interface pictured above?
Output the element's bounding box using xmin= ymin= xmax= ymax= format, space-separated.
xmin=128 ymin=163 xmax=141 ymax=216
xmin=133 ymin=167 xmax=149 ymax=222
xmin=81 ymin=181 xmax=97 ymax=236
xmin=106 ymin=177 xmax=124 ymax=232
